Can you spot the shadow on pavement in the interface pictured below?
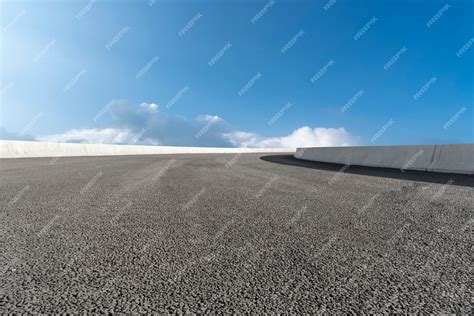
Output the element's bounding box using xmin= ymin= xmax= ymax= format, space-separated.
xmin=260 ymin=155 xmax=474 ymax=188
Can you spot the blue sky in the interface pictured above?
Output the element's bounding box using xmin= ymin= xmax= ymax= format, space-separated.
xmin=1 ymin=0 xmax=472 ymax=147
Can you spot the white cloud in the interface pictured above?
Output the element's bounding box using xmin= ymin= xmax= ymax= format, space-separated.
xmin=37 ymin=128 xmax=138 ymax=144
xmin=139 ymin=102 xmax=158 ymax=113
xmin=197 ymin=115 xmax=223 ymax=123
xmin=223 ymin=131 xmax=258 ymax=145
xmin=225 ymin=126 xmax=359 ymax=148
xmin=36 ymin=101 xmax=359 ymax=148
xmin=37 ymin=100 xmax=232 ymax=146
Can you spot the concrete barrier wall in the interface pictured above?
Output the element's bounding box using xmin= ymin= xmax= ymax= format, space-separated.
xmin=0 ymin=140 xmax=294 ymax=158
xmin=294 ymin=144 xmax=474 ymax=175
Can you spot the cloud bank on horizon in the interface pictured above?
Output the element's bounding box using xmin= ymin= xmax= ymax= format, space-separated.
xmin=32 ymin=101 xmax=359 ymax=148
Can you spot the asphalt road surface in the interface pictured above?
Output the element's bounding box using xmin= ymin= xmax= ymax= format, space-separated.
xmin=1 ymin=154 xmax=472 ymax=313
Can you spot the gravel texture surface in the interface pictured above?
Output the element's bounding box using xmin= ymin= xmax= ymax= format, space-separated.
xmin=1 ymin=154 xmax=472 ymax=313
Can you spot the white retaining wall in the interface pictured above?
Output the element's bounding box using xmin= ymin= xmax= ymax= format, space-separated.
xmin=294 ymin=144 xmax=474 ymax=175
xmin=0 ymin=140 xmax=294 ymax=158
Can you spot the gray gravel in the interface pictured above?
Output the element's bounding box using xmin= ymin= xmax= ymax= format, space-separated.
xmin=1 ymin=153 xmax=472 ymax=313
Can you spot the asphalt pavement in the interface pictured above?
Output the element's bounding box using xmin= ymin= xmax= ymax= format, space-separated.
xmin=1 ymin=153 xmax=472 ymax=313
